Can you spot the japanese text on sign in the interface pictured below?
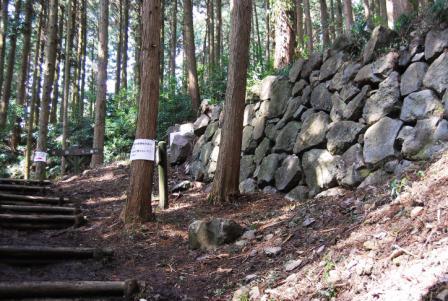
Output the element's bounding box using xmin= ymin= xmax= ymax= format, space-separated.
xmin=130 ymin=139 xmax=156 ymax=161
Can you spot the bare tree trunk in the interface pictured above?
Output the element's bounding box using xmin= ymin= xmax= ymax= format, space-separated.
xmin=386 ymin=0 xmax=412 ymax=29
xmin=0 ymin=0 xmax=9 ymax=101
xmin=133 ymin=0 xmax=142 ymax=93
xmin=35 ymin=0 xmax=58 ymax=180
xmin=320 ymin=0 xmax=330 ymax=49
xmin=335 ymin=0 xmax=343 ymax=36
xmin=90 ymin=0 xmax=109 ymax=167
xmin=379 ymin=0 xmax=387 ymax=26
xmin=363 ymin=0 xmax=373 ymax=29
xmin=61 ymin=0 xmax=74 ymax=174
xmin=160 ymin=0 xmax=164 ymax=88
xmin=183 ymin=0 xmax=200 ymax=111
xmin=343 ymin=0 xmax=354 ymax=32
xmin=273 ymin=4 xmax=295 ymax=69
xmin=50 ymin=5 xmax=64 ymax=125
xmin=296 ymin=0 xmax=304 ymax=50
xmin=215 ymin=0 xmax=222 ymax=68
xmin=0 ymin=0 xmax=22 ymax=128
xmin=123 ymin=0 xmax=161 ymax=224
xmin=120 ymin=0 xmax=129 ymax=91
xmin=169 ymin=0 xmax=177 ymax=86
xmin=209 ymin=0 xmax=252 ymax=203
xmin=253 ymin=1 xmax=262 ymax=64
xmin=265 ymin=0 xmax=270 ymax=63
xmin=115 ymin=0 xmax=123 ymax=96
xmin=303 ymin=0 xmax=313 ymax=53
xmin=329 ymin=0 xmax=335 ymax=41
xmin=79 ymin=0 xmax=87 ymax=118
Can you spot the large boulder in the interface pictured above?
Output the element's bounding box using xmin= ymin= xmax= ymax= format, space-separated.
xmin=424 ymin=28 xmax=448 ymax=61
xmin=310 ymin=83 xmax=332 ymax=112
xmin=340 ymin=84 xmax=360 ymax=102
xmin=274 ymin=155 xmax=302 ymax=192
xmin=276 ymin=96 xmax=307 ymax=128
xmin=285 ymin=185 xmax=309 ymax=201
xmin=273 ymin=121 xmax=301 ymax=153
xmin=292 ymin=80 xmax=308 ymax=96
xmin=240 ymin=155 xmax=256 ymax=181
xmin=243 ymin=104 xmax=255 ymax=126
xmin=289 ymin=58 xmax=305 ymax=82
xmin=188 ymin=160 xmax=205 ymax=181
xmin=192 ymin=135 xmax=206 ymax=160
xmin=199 ymin=142 xmax=213 ymax=165
xmin=259 ymin=77 xmax=291 ymax=118
xmin=170 ymin=133 xmax=194 ymax=164
xmin=400 ymin=62 xmax=428 ymax=96
xmin=254 ymin=138 xmax=271 ymax=165
xmin=363 ymin=71 xmax=401 ymax=125
xmin=355 ymin=52 xmax=398 ymax=84
xmin=241 ymin=126 xmax=255 ymax=153
xmin=363 ymin=117 xmax=403 ymax=165
xmin=302 ymin=149 xmax=339 ymax=195
xmin=362 ymin=26 xmax=398 ymax=64
xmin=326 ymin=121 xmax=364 ymax=155
xmin=239 ymin=178 xmax=257 ymax=193
xmin=330 ymin=62 xmax=361 ymax=91
xmin=257 ymin=154 xmax=281 ymax=187
xmin=320 ymin=52 xmax=347 ymax=81
xmin=193 ymin=114 xmax=211 ymax=135
xmin=301 ymin=53 xmax=323 ymax=79
xmin=331 ymin=85 xmax=371 ymax=122
xmin=259 ymin=76 xmax=278 ymax=100
xmin=188 ymin=218 xmax=244 ymax=250
xmin=204 ymin=122 xmax=219 ymax=141
xmin=337 ymin=144 xmax=367 ymax=187
xmin=423 ymin=52 xmax=448 ymax=94
xmin=251 ymin=116 xmax=266 ymax=141
xmin=400 ymin=90 xmax=443 ymax=122
xmin=293 ymin=112 xmax=330 ymax=154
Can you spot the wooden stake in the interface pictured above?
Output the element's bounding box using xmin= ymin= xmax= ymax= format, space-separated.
xmin=158 ymin=141 xmax=169 ymax=209
xmin=0 ymin=204 xmax=79 ymax=215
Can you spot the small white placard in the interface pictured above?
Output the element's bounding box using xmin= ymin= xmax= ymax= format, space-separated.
xmin=130 ymin=139 xmax=156 ymax=161
xmin=33 ymin=151 xmax=48 ymax=163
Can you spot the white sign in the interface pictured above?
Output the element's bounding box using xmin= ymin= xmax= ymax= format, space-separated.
xmin=33 ymin=151 xmax=48 ymax=163
xmin=130 ymin=139 xmax=156 ymax=161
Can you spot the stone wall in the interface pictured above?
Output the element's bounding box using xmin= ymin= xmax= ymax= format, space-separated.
xmin=178 ymin=26 xmax=448 ymax=201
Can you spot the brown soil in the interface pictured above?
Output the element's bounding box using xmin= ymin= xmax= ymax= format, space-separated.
xmin=1 ymin=153 xmax=447 ymax=300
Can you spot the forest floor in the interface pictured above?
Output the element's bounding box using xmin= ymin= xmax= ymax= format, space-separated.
xmin=1 ymin=153 xmax=448 ymax=300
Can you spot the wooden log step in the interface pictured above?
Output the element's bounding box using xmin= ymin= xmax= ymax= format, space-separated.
xmin=0 ymin=280 xmax=139 ymax=300
xmin=0 ymin=213 xmax=86 ymax=227
xmin=0 ymin=246 xmax=113 ymax=262
xmin=0 ymin=193 xmax=71 ymax=205
xmin=0 ymin=204 xmax=79 ymax=215
xmin=0 ymin=178 xmax=52 ymax=186
xmin=0 ymin=184 xmax=49 ymax=194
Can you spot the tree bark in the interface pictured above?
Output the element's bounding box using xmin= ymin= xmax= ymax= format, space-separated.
xmin=363 ymin=0 xmax=373 ymax=29
xmin=169 ymin=0 xmax=177 ymax=85
xmin=0 ymin=0 xmax=9 ymax=102
xmin=265 ymin=0 xmax=270 ymax=63
xmin=386 ymin=0 xmax=412 ymax=29
xmin=343 ymin=0 xmax=354 ymax=32
xmin=35 ymin=0 xmax=58 ymax=180
xmin=379 ymin=0 xmax=387 ymax=26
xmin=0 ymin=0 xmax=22 ymax=128
xmin=303 ymin=0 xmax=313 ymax=53
xmin=79 ymin=0 xmax=87 ymax=118
xmin=123 ymin=0 xmax=161 ymax=224
xmin=296 ymin=0 xmax=304 ymax=49
xmin=209 ymin=0 xmax=252 ymax=203
xmin=91 ymin=0 xmax=109 ymax=167
xmin=50 ymin=5 xmax=64 ymax=125
xmin=320 ymin=0 xmax=330 ymax=49
xmin=215 ymin=0 xmax=222 ymax=67
xmin=273 ymin=3 xmax=295 ymax=69
xmin=183 ymin=0 xmax=200 ymax=111
xmin=120 ymin=0 xmax=129 ymax=91
xmin=115 ymin=0 xmax=123 ymax=95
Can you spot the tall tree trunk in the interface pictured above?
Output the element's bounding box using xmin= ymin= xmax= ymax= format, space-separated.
xmin=123 ymin=0 xmax=161 ymax=224
xmin=183 ymin=0 xmax=200 ymax=111
xmin=343 ymin=0 xmax=354 ymax=32
xmin=120 ymin=0 xmax=129 ymax=91
xmin=0 ymin=0 xmax=9 ymax=101
xmin=209 ymin=0 xmax=252 ymax=203
xmin=35 ymin=0 xmax=58 ymax=180
xmin=79 ymin=0 xmax=87 ymax=118
xmin=25 ymin=5 xmax=45 ymax=179
xmin=320 ymin=0 xmax=330 ymax=49
xmin=303 ymin=0 xmax=313 ymax=53
xmin=115 ymin=0 xmax=123 ymax=96
xmin=273 ymin=4 xmax=295 ymax=69
xmin=215 ymin=0 xmax=221 ymax=68
xmin=253 ymin=1 xmax=262 ymax=64
xmin=169 ymin=0 xmax=177 ymax=86
xmin=386 ymin=0 xmax=412 ymax=29
xmin=61 ymin=0 xmax=74 ymax=174
xmin=329 ymin=0 xmax=335 ymax=41
xmin=73 ymin=1 xmax=83 ymax=121
xmin=133 ymin=0 xmax=142 ymax=93
xmin=296 ymin=0 xmax=304 ymax=50
xmin=265 ymin=0 xmax=270 ymax=63
xmin=379 ymin=0 xmax=388 ymax=26
xmin=0 ymin=0 xmax=22 ymax=128
xmin=50 ymin=5 xmax=64 ymax=125
xmin=335 ymin=0 xmax=343 ymax=36
xmin=12 ymin=0 xmax=33 ymax=149
xmin=363 ymin=0 xmax=373 ymax=29
xmin=159 ymin=0 xmax=164 ymax=87
xmin=91 ymin=0 xmax=109 ymax=167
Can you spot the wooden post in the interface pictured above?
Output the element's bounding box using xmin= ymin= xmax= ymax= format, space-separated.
xmin=157 ymin=141 xmax=169 ymax=209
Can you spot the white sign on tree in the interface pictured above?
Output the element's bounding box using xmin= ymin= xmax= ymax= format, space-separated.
xmin=33 ymin=151 xmax=48 ymax=163
xmin=130 ymin=139 xmax=156 ymax=161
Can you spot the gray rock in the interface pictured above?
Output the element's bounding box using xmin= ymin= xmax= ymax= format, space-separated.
xmin=320 ymin=52 xmax=347 ymax=81
xmin=424 ymin=28 xmax=448 ymax=61
xmin=210 ymin=104 xmax=222 ymax=121
xmin=262 ymin=186 xmax=278 ymax=193
xmin=210 ymin=145 xmax=219 ymax=162
xmin=204 ymin=122 xmax=219 ymax=141
xmin=212 ymin=128 xmax=221 ymax=146
xmin=243 ymin=104 xmax=255 ymax=126
xmin=330 ymin=62 xmax=361 ymax=91
xmin=310 ymin=83 xmax=332 ymax=112
xmin=206 ymin=161 xmax=217 ymax=179
xmin=340 ymin=84 xmax=360 ymax=102
xmin=315 ymin=187 xmax=349 ymax=198
xmin=400 ymin=90 xmax=443 ymax=122
xmin=355 ymin=52 xmax=398 ymax=84
xmin=363 ymin=72 xmax=401 ymax=125
xmin=326 ymin=121 xmax=365 ymax=155
xmin=364 ymin=117 xmax=403 ymax=165
xmin=289 ymin=58 xmax=306 ymax=82
xmin=172 ymin=180 xmax=192 ymax=192
xmin=337 ymin=144 xmax=367 ymax=187
xmin=189 ymin=218 xmax=244 ymax=250
xmin=251 ymin=116 xmax=266 ymax=141
xmin=423 ymin=52 xmax=448 ymax=94
xmin=254 ymin=138 xmax=271 ymax=165
xmin=193 ymin=114 xmax=211 ymax=135
xmin=363 ymin=26 xmax=398 ymax=64
xmin=434 ymin=119 xmax=448 ymax=141
xmin=170 ymin=133 xmax=194 ymax=164
xmin=301 ymin=53 xmax=323 ymax=79
xmin=331 ymin=85 xmax=371 ymax=122
xmin=239 ymin=178 xmax=257 ymax=193
xmin=240 ymin=155 xmax=256 ymax=181
xmin=242 ymin=230 xmax=256 ymax=240
xmin=285 ymin=185 xmax=309 ymax=201
xmin=292 ymin=79 xmax=308 ymax=96
xmin=273 ymin=121 xmax=301 ymax=153
xmin=189 ymin=161 xmax=205 ymax=181
xmin=412 ymin=52 xmax=425 ymax=62
xmin=276 ymin=96 xmax=307 ymax=128
xmin=259 ymin=76 xmax=278 ymax=100
xmin=359 ymin=169 xmax=390 ymax=188
xmin=399 ymin=49 xmax=412 ymax=67
xmin=274 ymin=155 xmax=302 ymax=191
xmin=399 ymin=117 xmax=441 ymax=159
xmin=199 ymin=142 xmax=213 ymax=165
xmin=309 ymin=70 xmax=321 ymax=86
xmin=400 ymin=62 xmax=428 ymax=96
xmin=284 ymin=259 xmax=303 ymax=272
xmin=241 ymin=126 xmax=255 ymax=153
xmin=264 ymin=123 xmax=277 ymax=141
xmin=293 ymin=112 xmax=330 ymax=154
xmin=302 ymin=149 xmax=339 ymax=194
xmin=257 ymin=154 xmax=281 ymax=187
xmin=262 ymin=77 xmax=292 ymax=118
xmin=192 ymin=135 xmax=206 ymax=160
xmin=264 ymin=246 xmax=282 ymax=256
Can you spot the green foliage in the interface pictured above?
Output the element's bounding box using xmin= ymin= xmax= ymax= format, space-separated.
xmin=429 ymin=0 xmax=448 ymax=23
xmin=390 ymin=177 xmax=408 ymax=198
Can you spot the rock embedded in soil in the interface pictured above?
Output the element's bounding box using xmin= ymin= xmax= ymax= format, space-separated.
xmin=188 ymin=218 xmax=244 ymax=250
xmin=264 ymin=246 xmax=282 ymax=256
xmin=284 ymin=259 xmax=303 ymax=272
